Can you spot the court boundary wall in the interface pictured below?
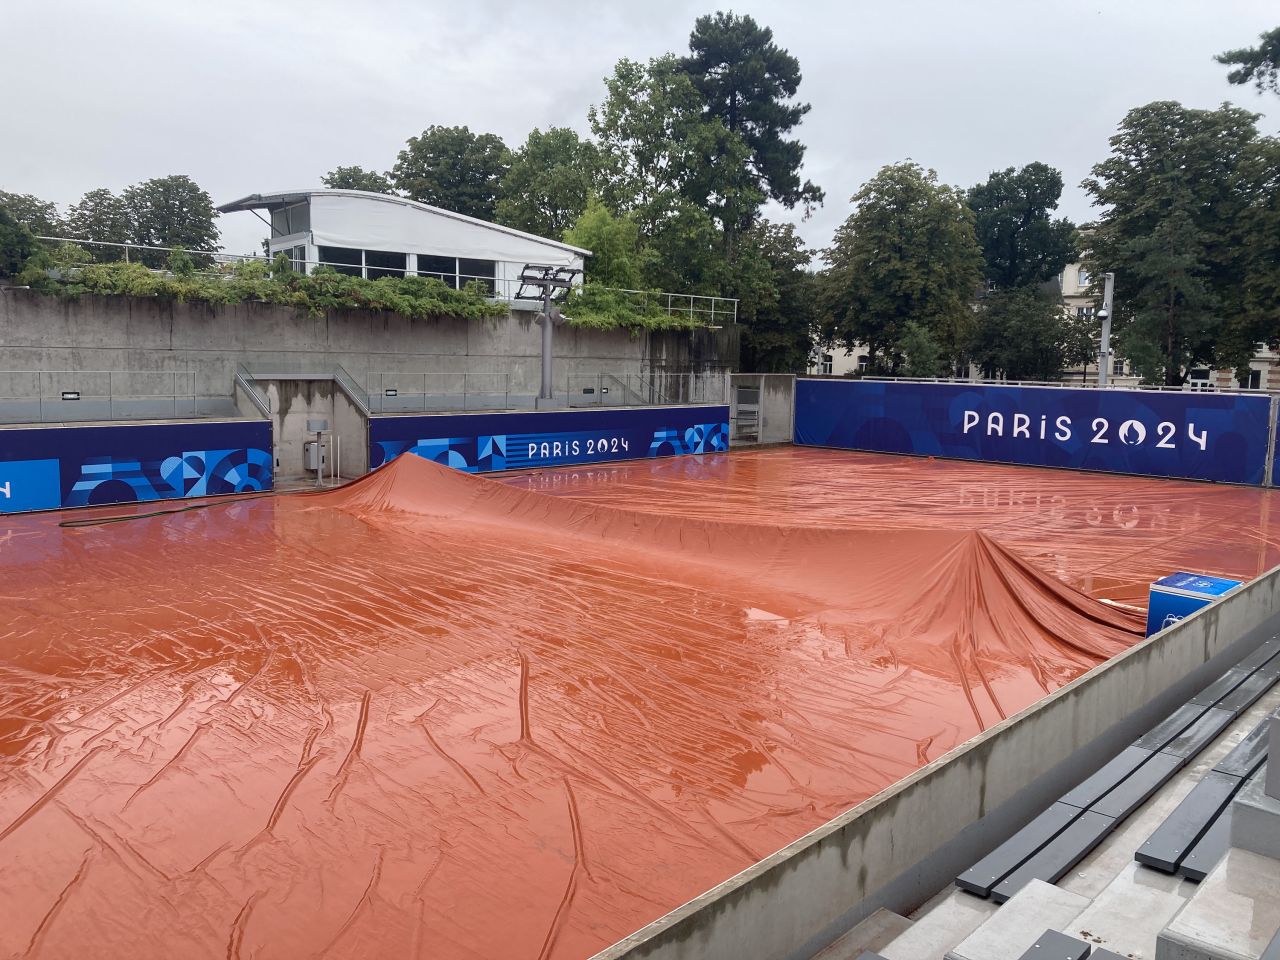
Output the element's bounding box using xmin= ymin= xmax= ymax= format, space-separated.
xmin=591 ymin=563 xmax=1280 ymax=960
xmin=0 ymin=418 xmax=273 ymax=514
xmin=793 ymin=377 xmax=1280 ymax=487
xmin=368 ymin=404 xmax=731 ymax=474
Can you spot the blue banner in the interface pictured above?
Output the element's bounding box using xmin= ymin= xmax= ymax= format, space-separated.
xmin=369 ymin=406 xmax=730 ymax=472
xmin=0 ymin=420 xmax=273 ymax=514
xmin=795 ymin=379 xmax=1272 ymax=485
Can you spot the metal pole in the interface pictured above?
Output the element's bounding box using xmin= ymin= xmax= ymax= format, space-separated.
xmin=539 ymin=284 xmax=554 ymax=401
xmin=1098 ymin=272 xmax=1115 ymax=388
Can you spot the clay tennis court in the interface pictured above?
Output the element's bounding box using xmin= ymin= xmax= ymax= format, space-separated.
xmin=2 ymin=447 xmax=1278 ymax=959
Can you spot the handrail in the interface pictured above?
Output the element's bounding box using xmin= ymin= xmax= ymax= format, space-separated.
xmin=234 ymin=363 xmax=272 ymax=416
xmin=332 ymin=364 xmax=372 ymax=417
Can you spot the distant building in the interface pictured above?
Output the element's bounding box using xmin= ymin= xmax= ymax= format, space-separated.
xmin=216 ymin=189 xmax=589 ymax=300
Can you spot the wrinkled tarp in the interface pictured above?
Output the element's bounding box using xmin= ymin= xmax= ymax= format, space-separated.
xmin=1 ymin=447 xmax=1273 ymax=959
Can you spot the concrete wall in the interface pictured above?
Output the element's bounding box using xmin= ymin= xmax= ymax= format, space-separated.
xmin=730 ymin=374 xmax=795 ymax=444
xmin=592 ymin=566 xmax=1280 ymax=960
xmin=0 ymin=289 xmax=739 ymax=408
xmin=333 ymin=384 xmax=368 ymax=479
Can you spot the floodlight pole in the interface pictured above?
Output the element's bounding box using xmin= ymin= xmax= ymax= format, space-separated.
xmin=1097 ymin=272 xmax=1115 ymax=388
xmin=540 ymin=284 xmax=554 ymax=401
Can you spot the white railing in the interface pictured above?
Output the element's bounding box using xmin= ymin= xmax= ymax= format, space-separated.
xmin=31 ymin=236 xmax=739 ymax=325
xmin=810 ymin=374 xmax=1276 ymax=396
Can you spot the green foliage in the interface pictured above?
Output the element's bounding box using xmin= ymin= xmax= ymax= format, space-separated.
xmin=1217 ymin=27 xmax=1280 ymax=94
xmin=391 ymin=125 xmax=510 ymax=220
xmin=732 ymin=221 xmax=816 ymax=372
xmin=589 ymin=55 xmax=756 ymax=238
xmin=971 ymin=287 xmax=1074 ymax=380
xmin=968 ymin=163 xmax=1077 ymax=289
xmin=563 ymin=198 xmax=644 ymax=289
xmin=821 ymin=162 xmax=984 ymax=373
xmin=321 ymin=165 xmax=395 ymax=193
xmin=0 ymin=205 xmax=39 ymax=276
xmin=122 ymin=175 xmax=220 ymax=268
xmin=679 ymin=12 xmax=823 ymax=223
xmin=65 ymin=188 xmax=131 ymax=260
xmin=19 ymin=258 xmax=507 ymax=321
xmin=1083 ymin=101 xmax=1265 ymax=384
xmin=0 ymin=191 xmax=62 ymax=236
xmin=562 ymin=283 xmax=701 ymax=332
xmin=167 ymin=246 xmax=196 ymax=279
xmin=898 ymin=321 xmax=946 ymax=377
xmin=495 ymin=128 xmax=597 ymax=238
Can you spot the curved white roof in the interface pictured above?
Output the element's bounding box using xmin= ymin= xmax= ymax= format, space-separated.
xmin=217 ymin=189 xmax=590 ymax=261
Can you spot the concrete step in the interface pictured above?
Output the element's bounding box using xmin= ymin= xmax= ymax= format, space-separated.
xmin=1157 ymin=847 xmax=1280 ymax=960
xmin=1062 ymin=861 xmax=1193 ymax=958
xmin=945 ymin=880 xmax=1090 ymax=960
xmin=813 ymin=909 xmax=913 ymax=960
xmin=880 ymin=889 xmax=998 ymax=960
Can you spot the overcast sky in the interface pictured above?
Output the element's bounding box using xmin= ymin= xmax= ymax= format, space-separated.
xmin=2 ymin=0 xmax=1275 ymax=261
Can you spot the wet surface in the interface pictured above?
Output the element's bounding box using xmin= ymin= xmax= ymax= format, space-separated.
xmin=1 ymin=448 xmax=1274 ymax=959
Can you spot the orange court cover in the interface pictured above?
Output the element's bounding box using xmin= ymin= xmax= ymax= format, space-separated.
xmin=2 ymin=447 xmax=1277 ymax=959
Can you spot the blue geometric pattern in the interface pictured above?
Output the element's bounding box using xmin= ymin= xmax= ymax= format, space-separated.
xmin=369 ymin=408 xmax=730 ymax=474
xmin=1 ymin=421 xmax=273 ymax=514
xmin=66 ymin=447 xmax=273 ymax=506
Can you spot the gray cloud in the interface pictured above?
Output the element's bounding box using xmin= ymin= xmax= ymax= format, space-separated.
xmin=2 ymin=0 xmax=1274 ymax=260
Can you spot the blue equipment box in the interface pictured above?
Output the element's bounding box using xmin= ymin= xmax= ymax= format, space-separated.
xmin=1146 ymin=572 xmax=1244 ymax=637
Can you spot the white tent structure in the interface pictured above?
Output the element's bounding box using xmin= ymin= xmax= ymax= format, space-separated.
xmin=217 ymin=189 xmax=589 ymax=301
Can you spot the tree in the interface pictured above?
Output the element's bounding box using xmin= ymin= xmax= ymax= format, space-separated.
xmin=390 ymin=125 xmax=510 ymax=220
xmin=321 ymin=165 xmax=395 ymax=194
xmin=1227 ymin=137 xmax=1280 ymax=378
xmin=968 ymin=163 xmax=1077 ymax=289
xmin=821 ymin=162 xmax=983 ymax=373
xmin=563 ymin=198 xmax=645 ymax=289
xmin=590 ymin=55 xmax=757 ymax=239
xmin=122 ymin=175 xmax=220 ymax=267
xmin=1083 ymin=102 xmax=1262 ymax=384
xmin=0 ymin=191 xmax=62 ymax=236
xmin=898 ymin=321 xmax=946 ymax=377
xmin=734 ymin=221 xmax=817 ymax=373
xmin=0 ymin=205 xmax=39 ymax=276
xmin=65 ymin=188 xmax=131 ymax=260
xmin=1217 ymin=27 xmax=1280 ymax=95
xmin=494 ymin=128 xmax=597 ymax=238
xmin=680 ymin=11 xmax=823 ymax=248
xmin=970 ymin=287 xmax=1073 ymax=381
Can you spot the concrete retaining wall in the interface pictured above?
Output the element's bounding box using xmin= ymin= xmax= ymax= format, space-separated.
xmin=593 ymin=566 xmax=1280 ymax=960
xmin=0 ymin=289 xmax=738 ymax=405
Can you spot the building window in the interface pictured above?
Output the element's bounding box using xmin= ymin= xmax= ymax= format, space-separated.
xmin=365 ymin=250 xmax=406 ymax=280
xmin=820 ymin=353 xmax=833 ymax=375
xmin=458 ymin=258 xmax=496 ymax=295
xmin=1242 ymin=369 xmax=1262 ymax=390
xmin=417 ymin=254 xmax=457 ymax=288
xmin=1076 ymin=306 xmax=1095 ymax=319
xmin=1111 ymin=358 xmax=1125 ymax=376
xmin=857 ymin=355 xmax=870 ymax=373
xmin=270 ymin=202 xmax=310 ymax=237
xmin=1077 ymin=268 xmax=1089 ymax=289
xmin=318 ymin=246 xmax=362 ymax=277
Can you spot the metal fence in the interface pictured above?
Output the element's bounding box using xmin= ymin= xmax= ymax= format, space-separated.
xmin=33 ymin=236 xmax=739 ymax=325
xmin=836 ymin=374 xmax=1277 ymax=397
xmin=0 ymin=369 xmax=237 ymax=423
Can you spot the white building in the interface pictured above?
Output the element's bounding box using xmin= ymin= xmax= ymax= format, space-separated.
xmin=216 ymin=189 xmax=588 ymax=300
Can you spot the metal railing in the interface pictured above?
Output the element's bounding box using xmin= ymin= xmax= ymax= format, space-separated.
xmin=333 ymin=364 xmax=372 ymax=416
xmin=364 ymin=372 xmax=515 ymax=413
xmin=32 ymin=236 xmax=739 ymax=325
xmin=0 ymin=368 xmax=236 ymax=424
xmin=567 ymin=372 xmax=728 ymax=407
xmin=816 ymin=374 xmax=1279 ymax=397
xmin=234 ymin=362 xmax=272 ymax=416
